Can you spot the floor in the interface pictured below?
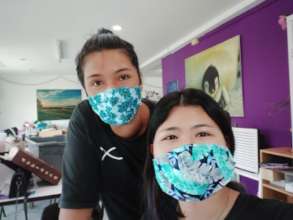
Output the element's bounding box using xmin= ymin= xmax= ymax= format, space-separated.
xmin=1 ymin=200 xmax=52 ymax=220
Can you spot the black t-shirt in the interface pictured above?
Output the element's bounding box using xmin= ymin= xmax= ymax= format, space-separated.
xmin=226 ymin=193 xmax=293 ymax=220
xmin=152 ymin=193 xmax=293 ymax=220
xmin=59 ymin=99 xmax=154 ymax=220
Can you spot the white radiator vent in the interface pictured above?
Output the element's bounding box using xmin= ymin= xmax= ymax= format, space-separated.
xmin=232 ymin=127 xmax=259 ymax=174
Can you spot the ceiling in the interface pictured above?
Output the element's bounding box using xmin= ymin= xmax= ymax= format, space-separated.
xmin=0 ymin=0 xmax=264 ymax=77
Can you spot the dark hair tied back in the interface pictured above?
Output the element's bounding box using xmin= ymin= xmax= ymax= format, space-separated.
xmin=75 ymin=28 xmax=141 ymax=88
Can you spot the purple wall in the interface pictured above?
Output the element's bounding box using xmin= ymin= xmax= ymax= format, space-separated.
xmin=162 ymin=0 xmax=293 ymax=195
xmin=239 ymin=176 xmax=259 ymax=195
xmin=162 ymin=0 xmax=293 ymax=148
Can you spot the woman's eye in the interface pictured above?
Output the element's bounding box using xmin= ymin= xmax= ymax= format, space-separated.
xmin=93 ymin=80 xmax=103 ymax=87
xmin=196 ymin=132 xmax=210 ymax=137
xmin=119 ymin=74 xmax=130 ymax=81
xmin=162 ymin=135 xmax=178 ymax=141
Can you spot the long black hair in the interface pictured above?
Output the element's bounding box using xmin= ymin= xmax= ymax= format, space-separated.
xmin=143 ymin=88 xmax=236 ymax=220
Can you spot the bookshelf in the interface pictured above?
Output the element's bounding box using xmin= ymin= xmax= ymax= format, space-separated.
xmin=260 ymin=147 xmax=293 ymax=203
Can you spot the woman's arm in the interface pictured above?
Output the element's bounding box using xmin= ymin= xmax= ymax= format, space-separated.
xmin=59 ymin=208 xmax=93 ymax=220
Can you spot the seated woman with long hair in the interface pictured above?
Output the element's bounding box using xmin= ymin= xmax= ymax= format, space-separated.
xmin=143 ymin=88 xmax=293 ymax=220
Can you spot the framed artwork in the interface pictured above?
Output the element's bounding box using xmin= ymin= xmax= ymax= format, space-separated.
xmin=167 ymin=80 xmax=179 ymax=94
xmin=185 ymin=35 xmax=244 ymax=116
xmin=37 ymin=89 xmax=81 ymax=120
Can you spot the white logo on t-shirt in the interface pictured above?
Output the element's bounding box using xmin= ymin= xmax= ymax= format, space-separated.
xmin=99 ymin=146 xmax=123 ymax=161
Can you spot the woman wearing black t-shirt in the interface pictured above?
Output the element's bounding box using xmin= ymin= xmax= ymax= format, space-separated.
xmin=143 ymin=88 xmax=293 ymax=220
xmin=59 ymin=29 xmax=153 ymax=220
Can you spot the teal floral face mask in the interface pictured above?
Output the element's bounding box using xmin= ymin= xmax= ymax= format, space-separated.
xmin=88 ymin=86 xmax=142 ymax=125
xmin=153 ymin=143 xmax=235 ymax=202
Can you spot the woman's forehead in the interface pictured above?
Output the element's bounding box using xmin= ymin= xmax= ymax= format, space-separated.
xmin=83 ymin=50 xmax=134 ymax=73
xmin=157 ymin=105 xmax=217 ymax=131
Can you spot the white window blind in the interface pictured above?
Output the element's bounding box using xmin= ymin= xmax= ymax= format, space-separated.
xmin=232 ymin=127 xmax=259 ymax=174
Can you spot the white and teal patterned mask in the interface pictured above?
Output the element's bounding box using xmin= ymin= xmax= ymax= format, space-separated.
xmin=88 ymin=86 xmax=142 ymax=125
xmin=153 ymin=143 xmax=235 ymax=202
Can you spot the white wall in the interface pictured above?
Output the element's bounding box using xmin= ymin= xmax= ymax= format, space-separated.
xmin=0 ymin=74 xmax=162 ymax=130
xmin=0 ymin=74 xmax=85 ymax=130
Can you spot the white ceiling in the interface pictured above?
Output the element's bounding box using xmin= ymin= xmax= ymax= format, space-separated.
xmin=0 ymin=0 xmax=264 ymax=77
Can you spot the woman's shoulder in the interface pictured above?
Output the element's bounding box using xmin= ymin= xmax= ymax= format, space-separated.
xmin=69 ymin=100 xmax=104 ymax=131
xmin=71 ymin=100 xmax=98 ymax=121
xmin=142 ymin=98 xmax=156 ymax=111
xmin=226 ymin=193 xmax=293 ymax=220
xmin=74 ymin=99 xmax=92 ymax=115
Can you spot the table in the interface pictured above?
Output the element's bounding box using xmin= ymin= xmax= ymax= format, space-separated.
xmin=0 ymin=183 xmax=61 ymax=220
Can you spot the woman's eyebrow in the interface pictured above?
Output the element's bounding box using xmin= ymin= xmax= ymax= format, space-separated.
xmin=158 ymin=126 xmax=180 ymax=133
xmin=87 ymin=73 xmax=102 ymax=79
xmin=157 ymin=124 xmax=215 ymax=135
xmin=114 ymin=67 xmax=131 ymax=74
xmin=87 ymin=67 xmax=131 ymax=79
xmin=191 ymin=124 xmax=213 ymax=129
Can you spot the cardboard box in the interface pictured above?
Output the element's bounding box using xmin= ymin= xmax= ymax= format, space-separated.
xmin=38 ymin=129 xmax=65 ymax=138
xmin=260 ymin=167 xmax=284 ymax=182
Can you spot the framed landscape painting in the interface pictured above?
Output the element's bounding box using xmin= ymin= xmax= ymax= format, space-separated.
xmin=37 ymin=89 xmax=81 ymax=120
